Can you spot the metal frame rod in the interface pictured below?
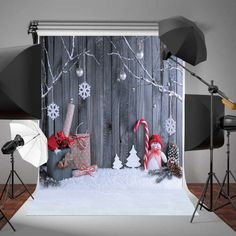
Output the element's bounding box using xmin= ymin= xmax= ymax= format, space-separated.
xmin=28 ymin=20 xmax=159 ymax=37
xmin=169 ymin=57 xmax=230 ymax=102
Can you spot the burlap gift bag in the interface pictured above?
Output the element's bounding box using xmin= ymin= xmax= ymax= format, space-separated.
xmin=69 ymin=133 xmax=91 ymax=169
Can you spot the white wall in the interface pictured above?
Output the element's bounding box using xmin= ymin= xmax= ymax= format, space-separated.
xmin=0 ymin=0 xmax=236 ymax=183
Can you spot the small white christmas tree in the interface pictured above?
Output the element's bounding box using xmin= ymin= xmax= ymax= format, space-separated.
xmin=126 ymin=145 xmax=141 ymax=168
xmin=113 ymin=154 xmax=123 ymax=169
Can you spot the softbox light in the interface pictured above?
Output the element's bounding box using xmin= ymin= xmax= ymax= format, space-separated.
xmin=0 ymin=44 xmax=41 ymax=119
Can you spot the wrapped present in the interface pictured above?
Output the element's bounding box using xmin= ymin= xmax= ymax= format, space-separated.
xmin=69 ymin=133 xmax=91 ymax=169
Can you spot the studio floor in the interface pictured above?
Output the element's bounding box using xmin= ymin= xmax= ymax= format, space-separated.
xmin=1 ymin=184 xmax=236 ymax=235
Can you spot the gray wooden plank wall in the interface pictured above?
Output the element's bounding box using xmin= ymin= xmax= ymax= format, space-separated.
xmin=41 ymin=36 xmax=183 ymax=168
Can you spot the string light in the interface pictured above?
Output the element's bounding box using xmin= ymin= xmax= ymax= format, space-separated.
xmin=119 ymin=67 xmax=127 ymax=81
xmin=136 ymin=39 xmax=144 ymax=60
xmin=76 ymin=67 xmax=84 ymax=77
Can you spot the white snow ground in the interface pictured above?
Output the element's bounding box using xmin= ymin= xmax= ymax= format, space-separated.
xmin=27 ymin=168 xmax=195 ymax=215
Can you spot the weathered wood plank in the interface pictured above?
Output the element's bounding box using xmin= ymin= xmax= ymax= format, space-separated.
xmin=53 ymin=36 xmax=66 ymax=134
xmin=128 ymin=37 xmax=138 ymax=156
xmin=94 ymin=36 xmax=104 ymax=167
xmin=136 ymin=37 xmax=145 ymax=163
xmin=160 ymin=46 xmax=170 ymax=154
xmin=40 ymin=37 xmax=48 ymax=137
xmin=77 ymin=37 xmax=87 ymax=134
xmin=169 ymin=58 xmax=177 ymax=145
xmin=111 ymin=36 xmax=121 ymax=163
xmin=152 ymin=37 xmax=161 ymax=135
xmin=119 ymin=37 xmax=130 ymax=165
xmin=86 ymin=37 xmax=96 ymax=165
xmin=143 ymin=37 xmax=153 ymax=136
xmin=58 ymin=36 xmax=71 ymax=134
xmin=69 ymin=36 xmax=79 ymax=134
xmin=45 ymin=37 xmax=55 ymax=136
xmin=103 ymin=37 xmax=112 ymax=167
xmin=176 ymin=58 xmax=183 ymax=165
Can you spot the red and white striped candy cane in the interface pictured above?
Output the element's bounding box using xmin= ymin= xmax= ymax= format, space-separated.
xmin=133 ymin=118 xmax=149 ymax=170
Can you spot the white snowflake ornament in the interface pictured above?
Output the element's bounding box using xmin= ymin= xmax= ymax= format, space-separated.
xmin=47 ymin=102 xmax=60 ymax=120
xmin=165 ymin=117 xmax=176 ymax=135
xmin=79 ymin=82 xmax=91 ymax=100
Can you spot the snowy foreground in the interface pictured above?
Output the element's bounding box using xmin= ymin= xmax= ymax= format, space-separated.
xmin=27 ymin=168 xmax=195 ymax=215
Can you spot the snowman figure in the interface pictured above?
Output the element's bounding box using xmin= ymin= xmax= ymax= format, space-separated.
xmin=147 ymin=135 xmax=167 ymax=170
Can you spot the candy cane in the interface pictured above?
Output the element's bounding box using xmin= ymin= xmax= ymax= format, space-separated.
xmin=133 ymin=118 xmax=149 ymax=170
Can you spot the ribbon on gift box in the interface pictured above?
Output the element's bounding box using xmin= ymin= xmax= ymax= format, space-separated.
xmin=48 ymin=131 xmax=75 ymax=151
xmin=70 ymin=134 xmax=89 ymax=151
xmin=72 ymin=164 xmax=97 ymax=177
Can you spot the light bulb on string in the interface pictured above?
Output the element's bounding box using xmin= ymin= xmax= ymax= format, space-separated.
xmin=119 ymin=68 xmax=127 ymax=81
xmin=136 ymin=39 xmax=144 ymax=60
xmin=75 ymin=60 xmax=84 ymax=77
xmin=76 ymin=66 xmax=84 ymax=77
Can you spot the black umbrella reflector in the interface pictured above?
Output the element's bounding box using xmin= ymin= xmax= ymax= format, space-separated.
xmin=0 ymin=44 xmax=41 ymax=119
xmin=159 ymin=16 xmax=207 ymax=66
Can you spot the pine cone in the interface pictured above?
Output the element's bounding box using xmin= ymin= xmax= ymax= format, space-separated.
xmin=167 ymin=160 xmax=182 ymax=178
xmin=168 ymin=143 xmax=179 ymax=162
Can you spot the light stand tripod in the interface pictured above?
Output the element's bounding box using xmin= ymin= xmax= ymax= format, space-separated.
xmin=0 ymin=181 xmax=16 ymax=231
xmin=168 ymin=57 xmax=236 ymax=222
xmin=0 ymin=153 xmax=34 ymax=200
xmin=214 ymin=130 xmax=236 ymax=210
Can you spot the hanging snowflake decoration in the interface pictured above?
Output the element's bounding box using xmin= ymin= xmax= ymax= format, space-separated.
xmin=79 ymin=82 xmax=91 ymax=100
xmin=47 ymin=102 xmax=60 ymax=120
xmin=165 ymin=117 xmax=176 ymax=135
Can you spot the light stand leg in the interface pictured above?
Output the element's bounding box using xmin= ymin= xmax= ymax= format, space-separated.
xmin=13 ymin=170 xmax=34 ymax=200
xmin=227 ymin=131 xmax=230 ymax=196
xmin=0 ymin=153 xmax=34 ymax=200
xmin=11 ymin=154 xmax=14 ymax=198
xmin=214 ymin=173 xmax=236 ymax=211
xmin=209 ymin=83 xmax=214 ymax=210
xmin=0 ymin=209 xmax=16 ymax=231
xmin=229 ymin=171 xmax=236 ymax=200
xmin=214 ymin=131 xmax=236 ymax=210
xmin=229 ymin=170 xmax=236 ymax=182
xmin=0 ymin=173 xmax=11 ymax=200
xmin=190 ymin=174 xmax=211 ymax=222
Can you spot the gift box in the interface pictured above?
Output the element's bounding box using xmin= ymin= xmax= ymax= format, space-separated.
xmin=69 ymin=134 xmax=91 ymax=169
xmin=47 ymin=149 xmax=73 ymax=181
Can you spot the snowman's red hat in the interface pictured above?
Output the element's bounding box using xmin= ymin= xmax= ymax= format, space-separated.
xmin=149 ymin=135 xmax=163 ymax=148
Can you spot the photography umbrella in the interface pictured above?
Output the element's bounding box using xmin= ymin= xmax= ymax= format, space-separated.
xmin=9 ymin=120 xmax=48 ymax=167
xmin=0 ymin=120 xmax=47 ymax=202
xmin=159 ymin=16 xmax=207 ymax=65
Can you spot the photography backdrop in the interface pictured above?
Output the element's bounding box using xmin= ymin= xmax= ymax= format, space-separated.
xmin=1 ymin=0 xmax=235 ymax=184
xmin=41 ymin=36 xmax=183 ymax=167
